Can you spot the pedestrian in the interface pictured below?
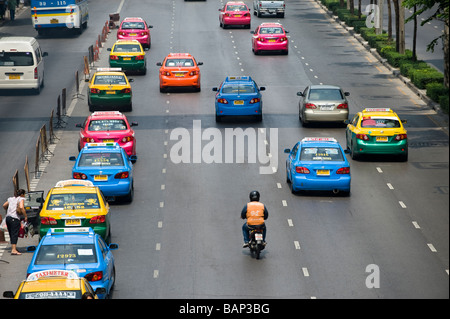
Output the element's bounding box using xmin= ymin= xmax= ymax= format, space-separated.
xmin=2 ymin=189 xmax=27 ymax=255
xmin=7 ymin=0 xmax=16 ymax=21
xmin=0 ymin=0 xmax=6 ymax=20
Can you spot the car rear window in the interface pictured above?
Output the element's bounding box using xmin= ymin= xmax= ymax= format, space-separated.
xmin=0 ymin=51 xmax=34 ymax=66
xmin=259 ymin=27 xmax=283 ymax=34
xmin=88 ymin=119 xmax=127 ymax=131
xmin=222 ymin=84 xmax=256 ymax=93
xmin=308 ymin=89 xmax=343 ymax=101
xmin=93 ymin=75 xmax=127 ymax=85
xmin=300 ymin=147 xmax=344 ymax=161
xmin=121 ymin=21 xmax=145 ymax=29
xmin=47 ymin=193 xmax=100 ymax=210
xmin=79 ymin=152 xmax=124 ymax=167
xmin=113 ymin=44 xmax=141 ymax=52
xmin=34 ymin=244 xmax=98 ymax=265
xmin=165 ymin=59 xmax=194 ymax=67
xmin=361 ymin=117 xmax=401 ymax=128
xmin=227 ymin=5 xmax=248 ymax=11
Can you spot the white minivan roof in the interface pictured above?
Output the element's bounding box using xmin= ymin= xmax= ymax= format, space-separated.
xmin=0 ymin=37 xmax=38 ymax=49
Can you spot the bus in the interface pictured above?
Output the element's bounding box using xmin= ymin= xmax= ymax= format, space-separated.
xmin=30 ymin=0 xmax=89 ymax=35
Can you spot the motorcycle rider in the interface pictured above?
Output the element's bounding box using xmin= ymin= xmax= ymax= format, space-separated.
xmin=241 ymin=190 xmax=268 ymax=248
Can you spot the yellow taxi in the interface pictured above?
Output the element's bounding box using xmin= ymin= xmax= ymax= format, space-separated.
xmin=87 ymin=68 xmax=134 ymax=112
xmin=2 ymin=270 xmax=105 ymax=299
xmin=108 ymin=40 xmax=147 ymax=74
xmin=39 ymin=180 xmax=111 ymax=243
xmin=345 ymin=108 xmax=408 ymax=161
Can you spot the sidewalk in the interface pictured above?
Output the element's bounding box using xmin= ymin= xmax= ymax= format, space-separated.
xmin=0 ymin=3 xmax=28 ymax=28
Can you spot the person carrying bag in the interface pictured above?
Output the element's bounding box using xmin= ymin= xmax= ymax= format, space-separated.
xmin=2 ymin=189 xmax=27 ymax=255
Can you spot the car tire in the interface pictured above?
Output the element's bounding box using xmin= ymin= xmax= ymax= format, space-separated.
xmin=123 ymin=183 xmax=134 ymax=203
xmin=350 ymin=142 xmax=359 ymax=160
xmin=215 ymin=114 xmax=222 ymax=122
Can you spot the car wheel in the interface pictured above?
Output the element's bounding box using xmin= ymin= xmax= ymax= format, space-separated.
xmin=350 ymin=142 xmax=359 ymax=160
xmin=160 ymin=86 xmax=167 ymax=93
xmin=123 ymin=183 xmax=134 ymax=203
xmin=215 ymin=114 xmax=222 ymax=122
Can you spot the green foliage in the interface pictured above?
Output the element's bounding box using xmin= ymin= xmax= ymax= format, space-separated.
xmin=383 ymin=50 xmax=413 ymax=67
xmin=410 ymin=68 xmax=444 ymax=89
xmin=439 ymin=94 xmax=449 ymax=114
xmin=426 ymin=82 xmax=449 ymax=103
xmin=399 ymin=60 xmax=431 ymax=77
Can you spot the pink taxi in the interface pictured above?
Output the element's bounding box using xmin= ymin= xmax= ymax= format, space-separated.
xmin=117 ymin=17 xmax=153 ymax=49
xmin=76 ymin=111 xmax=138 ymax=156
xmin=219 ymin=1 xmax=251 ymax=29
xmin=251 ymin=22 xmax=289 ymax=55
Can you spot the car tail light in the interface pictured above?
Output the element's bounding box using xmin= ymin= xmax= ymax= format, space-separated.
xmin=356 ymin=134 xmax=369 ymax=141
xmin=85 ymin=271 xmax=103 ymax=282
xmin=189 ymin=70 xmax=198 ymax=76
xmin=122 ymin=136 xmax=133 ymax=143
xmin=82 ymin=137 xmax=95 ymax=143
xmin=337 ymin=103 xmax=348 ymax=109
xmin=161 ymin=71 xmax=170 ymax=76
xmin=118 ymin=31 xmax=126 ymax=36
xmin=90 ymin=88 xmax=100 ymax=94
xmin=115 ymin=171 xmax=129 ymax=179
xmin=73 ymin=172 xmax=88 ymax=179
xmin=140 ymin=31 xmax=148 ymax=36
xmin=395 ymin=134 xmax=407 ymax=141
xmin=217 ymin=98 xmax=228 ymax=104
xmin=244 ymin=12 xmax=250 ymax=17
xmin=257 ymin=37 xmax=264 ymax=42
xmin=280 ymin=37 xmax=287 ymax=42
xmin=135 ymin=55 xmax=145 ymax=60
xmin=90 ymin=215 xmax=106 ymax=224
xmin=305 ymin=103 xmax=317 ymax=109
xmin=250 ymin=98 xmax=260 ymax=104
xmin=337 ymin=167 xmax=350 ymax=174
xmin=121 ymin=88 xmax=131 ymax=94
xmin=34 ymin=67 xmax=38 ymax=79
xmin=225 ymin=12 xmax=231 ymax=17
xmin=110 ymin=55 xmax=119 ymax=60
xmin=295 ymin=166 xmax=310 ymax=174
xmin=41 ymin=217 xmax=57 ymax=225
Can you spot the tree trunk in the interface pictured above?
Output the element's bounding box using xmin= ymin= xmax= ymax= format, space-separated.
xmin=444 ymin=21 xmax=449 ymax=88
xmin=398 ymin=0 xmax=405 ymax=54
xmin=387 ymin=0 xmax=392 ymax=41
xmin=412 ymin=5 xmax=417 ymax=61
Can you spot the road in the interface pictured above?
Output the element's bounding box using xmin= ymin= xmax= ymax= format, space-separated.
xmin=0 ymin=0 xmax=448 ymax=304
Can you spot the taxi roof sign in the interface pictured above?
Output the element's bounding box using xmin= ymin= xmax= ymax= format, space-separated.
xmin=55 ymin=179 xmax=94 ymax=188
xmin=91 ymin=111 xmax=123 ymax=116
xmin=27 ymin=270 xmax=79 ymax=282
xmin=226 ymin=76 xmax=251 ymax=81
xmin=96 ymin=67 xmax=122 ymax=72
xmin=363 ymin=108 xmax=392 ymax=113
xmin=301 ymin=137 xmax=338 ymax=143
xmin=49 ymin=227 xmax=93 ymax=235
xmin=85 ymin=142 xmax=119 ymax=148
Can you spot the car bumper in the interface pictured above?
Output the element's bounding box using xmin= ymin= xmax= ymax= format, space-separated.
xmin=292 ymin=174 xmax=351 ymax=192
xmin=0 ymin=80 xmax=40 ymax=90
xmin=110 ymin=60 xmax=146 ymax=71
xmin=94 ymin=180 xmax=132 ymax=197
xmin=216 ymin=103 xmax=262 ymax=116
xmin=39 ymin=222 xmax=109 ymax=241
xmin=160 ymin=76 xmax=200 ymax=88
xmin=89 ymin=280 xmax=112 ymax=299
xmin=254 ymin=42 xmax=288 ymax=52
xmin=354 ymin=140 xmax=408 ymax=155
xmin=88 ymin=94 xmax=132 ymax=107
xmin=223 ymin=17 xmax=251 ymax=25
xmin=304 ymin=109 xmax=349 ymax=122
xmin=117 ymin=35 xmax=150 ymax=46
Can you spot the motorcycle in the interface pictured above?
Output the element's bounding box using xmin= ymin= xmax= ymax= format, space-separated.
xmin=247 ymin=225 xmax=265 ymax=259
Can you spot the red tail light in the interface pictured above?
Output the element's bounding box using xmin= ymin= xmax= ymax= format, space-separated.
xmin=337 ymin=103 xmax=348 ymax=109
xmin=41 ymin=217 xmax=57 ymax=225
xmin=395 ymin=134 xmax=407 ymax=140
xmin=244 ymin=12 xmax=250 ymax=17
xmin=189 ymin=70 xmax=198 ymax=76
xmin=85 ymin=271 xmax=103 ymax=282
xmin=257 ymin=37 xmax=264 ymax=42
xmin=296 ymin=166 xmax=310 ymax=174
xmin=161 ymin=71 xmax=170 ymax=76
xmin=305 ymin=103 xmax=317 ymax=109
xmin=217 ymin=98 xmax=228 ymax=104
xmin=110 ymin=55 xmax=119 ymax=60
xmin=337 ymin=167 xmax=350 ymax=174
xmin=122 ymin=136 xmax=133 ymax=143
xmin=279 ymin=37 xmax=287 ymax=42
xmin=115 ymin=171 xmax=129 ymax=179
xmin=121 ymin=88 xmax=131 ymax=94
xmin=135 ymin=55 xmax=145 ymax=60
xmin=73 ymin=172 xmax=88 ymax=179
xmin=82 ymin=137 xmax=95 ymax=143
xmin=90 ymin=88 xmax=100 ymax=94
xmin=250 ymin=98 xmax=260 ymax=104
xmin=356 ymin=134 xmax=369 ymax=141
xmin=90 ymin=215 xmax=106 ymax=224
xmin=140 ymin=31 xmax=148 ymax=36
xmin=34 ymin=67 xmax=38 ymax=79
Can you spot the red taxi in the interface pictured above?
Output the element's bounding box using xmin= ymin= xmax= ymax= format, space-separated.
xmin=117 ymin=17 xmax=153 ymax=49
xmin=156 ymin=53 xmax=203 ymax=92
xmin=219 ymin=1 xmax=251 ymax=29
xmin=76 ymin=111 xmax=138 ymax=156
xmin=251 ymin=22 xmax=289 ymax=55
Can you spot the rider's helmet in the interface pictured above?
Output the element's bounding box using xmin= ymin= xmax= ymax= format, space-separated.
xmin=249 ymin=190 xmax=260 ymax=202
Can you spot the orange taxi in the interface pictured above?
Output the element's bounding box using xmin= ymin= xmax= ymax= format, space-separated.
xmin=156 ymin=53 xmax=203 ymax=92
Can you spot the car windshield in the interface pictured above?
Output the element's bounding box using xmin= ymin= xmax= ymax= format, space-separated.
xmin=121 ymin=21 xmax=145 ymax=29
xmin=300 ymin=147 xmax=344 ymax=161
xmin=34 ymin=244 xmax=98 ymax=265
xmin=361 ymin=117 xmax=401 ymax=128
xmin=19 ymin=290 xmax=82 ymax=299
xmin=23 ymin=192 xmax=43 ymax=209
xmin=222 ymin=84 xmax=256 ymax=93
xmin=113 ymin=44 xmax=141 ymax=53
xmin=78 ymin=152 xmax=124 ymax=167
xmin=165 ymin=59 xmax=194 ymax=67
xmin=47 ymin=193 xmax=100 ymax=210
xmin=88 ymin=119 xmax=127 ymax=131
xmin=308 ymin=89 xmax=343 ymax=101
xmin=0 ymin=51 xmax=34 ymax=66
xmin=260 ymin=27 xmax=283 ymax=34
xmin=226 ymin=5 xmax=247 ymax=11
xmin=93 ymin=75 xmax=127 ymax=85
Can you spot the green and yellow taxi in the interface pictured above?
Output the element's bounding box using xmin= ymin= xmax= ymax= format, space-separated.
xmin=345 ymin=108 xmax=408 ymax=161
xmin=2 ymin=270 xmax=105 ymax=299
xmin=39 ymin=180 xmax=111 ymax=243
xmin=87 ymin=68 xmax=133 ymax=112
xmin=108 ymin=40 xmax=147 ymax=74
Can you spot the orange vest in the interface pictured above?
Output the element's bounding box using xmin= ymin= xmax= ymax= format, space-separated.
xmin=246 ymin=202 xmax=265 ymax=226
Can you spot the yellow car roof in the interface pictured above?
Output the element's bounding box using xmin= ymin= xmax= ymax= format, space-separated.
xmin=20 ymin=270 xmax=83 ymax=293
xmin=113 ymin=39 xmax=142 ymax=46
xmin=361 ymin=108 xmax=399 ymax=117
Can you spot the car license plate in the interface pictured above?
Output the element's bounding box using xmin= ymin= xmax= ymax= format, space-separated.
xmin=317 ymin=169 xmax=330 ymax=176
xmin=65 ymin=219 xmax=81 ymax=226
xmin=320 ymin=105 xmax=333 ymax=110
xmin=106 ymin=90 xmax=116 ymax=94
xmin=123 ymin=57 xmax=132 ymax=61
xmin=268 ymin=39 xmax=276 ymax=43
xmin=234 ymin=14 xmax=241 ymax=17
xmin=129 ymin=33 xmax=137 ymax=36
xmin=234 ymin=100 xmax=244 ymax=105
xmin=255 ymin=233 xmax=263 ymax=241
xmin=8 ymin=74 xmax=20 ymax=80
xmin=174 ymin=72 xmax=185 ymax=77
xmin=94 ymin=175 xmax=108 ymax=181
xmin=103 ymin=139 xmax=114 ymax=143
xmin=50 ymin=18 xmax=59 ymax=24
xmin=376 ymin=136 xmax=388 ymax=142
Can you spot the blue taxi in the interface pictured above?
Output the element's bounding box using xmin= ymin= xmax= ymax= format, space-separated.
xmin=26 ymin=228 xmax=118 ymax=299
xmin=69 ymin=143 xmax=136 ymax=202
xmin=212 ymin=76 xmax=265 ymax=122
xmin=284 ymin=137 xmax=351 ymax=195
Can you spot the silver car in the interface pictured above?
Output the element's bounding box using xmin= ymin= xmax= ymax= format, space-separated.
xmin=297 ymin=85 xmax=350 ymax=126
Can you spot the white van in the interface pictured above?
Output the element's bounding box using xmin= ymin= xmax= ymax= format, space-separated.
xmin=0 ymin=37 xmax=48 ymax=94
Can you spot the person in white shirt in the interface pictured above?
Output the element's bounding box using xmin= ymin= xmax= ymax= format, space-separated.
xmin=2 ymin=189 xmax=27 ymax=255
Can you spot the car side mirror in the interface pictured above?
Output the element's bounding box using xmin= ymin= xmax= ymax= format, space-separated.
xmin=297 ymin=92 xmax=303 ymax=96
xmin=26 ymin=246 xmax=37 ymax=252
xmin=212 ymin=87 xmax=218 ymax=91
xmin=285 ymin=30 xmax=289 ymax=33
xmin=109 ymin=243 xmax=119 ymax=250
xmin=259 ymin=87 xmax=266 ymax=91
xmin=69 ymin=156 xmax=77 ymax=161
xmin=42 ymin=52 xmax=49 ymax=57
xmin=75 ymin=123 xmax=82 ymax=128
xmin=284 ymin=148 xmax=291 ymax=154
xmin=148 ymin=25 xmax=153 ymax=28
xmin=156 ymin=62 xmax=162 ymax=66
xmin=344 ymin=120 xmax=351 ymax=125
xmin=3 ymin=291 xmax=14 ymax=298
xmin=128 ymin=78 xmax=134 ymax=82
xmin=401 ymin=119 xmax=407 ymax=124
xmin=197 ymin=62 xmax=203 ymax=66
xmin=129 ymin=155 xmax=138 ymax=162
xmin=250 ymin=31 xmax=254 ymax=34
xmin=107 ymin=48 xmax=111 ymax=51
xmin=344 ymin=92 xmax=350 ymax=96
xmin=344 ymin=149 xmax=350 ymax=154
xmin=131 ymin=122 xmax=138 ymax=127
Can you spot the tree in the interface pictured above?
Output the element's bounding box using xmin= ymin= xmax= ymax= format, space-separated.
xmin=403 ymin=0 xmax=449 ymax=87
xmin=393 ymin=0 xmax=406 ymax=53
